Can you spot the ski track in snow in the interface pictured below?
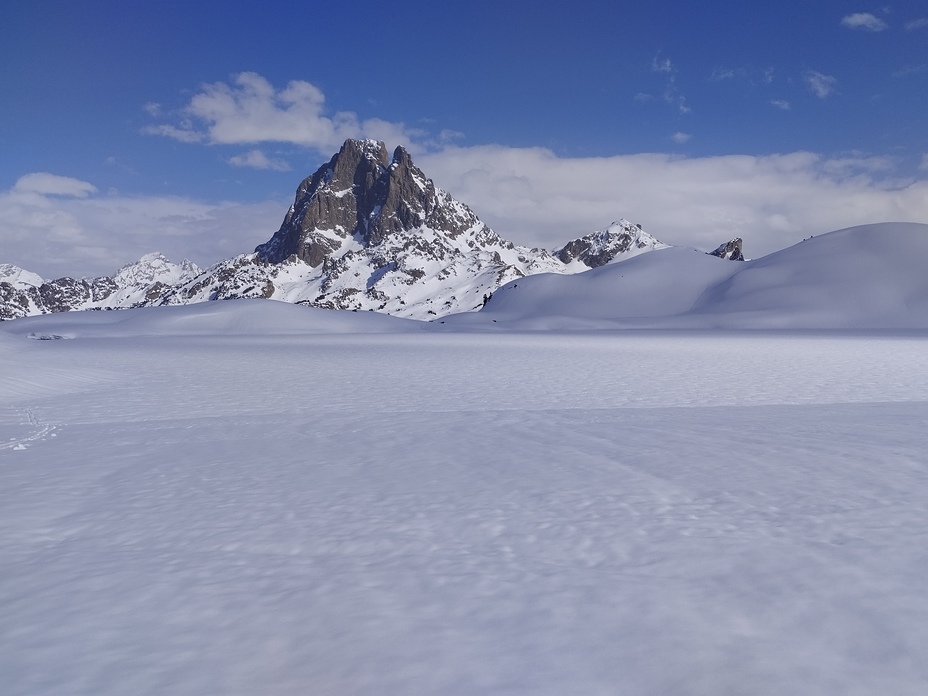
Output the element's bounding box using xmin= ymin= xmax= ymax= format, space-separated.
xmin=2 ymin=324 xmax=928 ymax=695
xmin=0 ymin=407 xmax=58 ymax=451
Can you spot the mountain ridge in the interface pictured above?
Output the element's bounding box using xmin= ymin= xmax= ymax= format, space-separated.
xmin=2 ymin=139 xmax=715 ymax=321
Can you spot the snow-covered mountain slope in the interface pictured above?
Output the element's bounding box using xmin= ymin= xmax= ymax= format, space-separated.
xmin=686 ymin=222 xmax=928 ymax=328
xmin=443 ymin=222 xmax=928 ymax=330
xmin=0 ymin=264 xmax=44 ymax=290
xmin=0 ymin=253 xmax=201 ymax=320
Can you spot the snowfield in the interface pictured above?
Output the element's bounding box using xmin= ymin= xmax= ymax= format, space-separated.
xmin=3 ymin=223 xmax=928 ymax=695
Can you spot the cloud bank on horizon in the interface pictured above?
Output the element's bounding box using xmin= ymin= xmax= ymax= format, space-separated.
xmin=2 ymin=2 xmax=927 ymax=278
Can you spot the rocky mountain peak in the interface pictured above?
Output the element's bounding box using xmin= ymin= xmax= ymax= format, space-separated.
xmin=255 ymin=139 xmax=472 ymax=265
xmin=0 ymin=264 xmax=44 ymax=290
xmin=554 ymin=219 xmax=668 ymax=268
xmin=113 ymin=252 xmax=202 ymax=286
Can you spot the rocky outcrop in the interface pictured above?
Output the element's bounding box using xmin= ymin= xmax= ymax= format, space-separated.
xmin=555 ymin=220 xmax=667 ymax=268
xmin=709 ymin=238 xmax=745 ymax=261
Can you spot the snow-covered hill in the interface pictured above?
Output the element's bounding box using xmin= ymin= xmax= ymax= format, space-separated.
xmin=444 ymin=222 xmax=928 ymax=330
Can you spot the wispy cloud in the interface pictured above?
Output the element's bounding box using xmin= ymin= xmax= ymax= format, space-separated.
xmin=893 ymin=63 xmax=928 ymax=77
xmin=840 ymin=13 xmax=889 ymax=31
xmin=710 ymin=68 xmax=737 ymax=81
xmin=228 ymin=149 xmax=291 ymax=171
xmin=804 ymin=71 xmax=838 ymax=98
xmin=671 ymin=132 xmax=691 ymax=144
xmin=905 ymin=18 xmax=928 ymax=30
xmin=650 ymin=54 xmax=690 ymax=114
xmin=710 ymin=66 xmax=775 ymax=86
xmin=920 ymin=154 xmax=928 ymax=170
xmin=651 ymin=55 xmax=673 ymax=74
xmin=770 ymin=100 xmax=791 ymax=110
xmin=143 ymin=72 xmax=421 ymax=154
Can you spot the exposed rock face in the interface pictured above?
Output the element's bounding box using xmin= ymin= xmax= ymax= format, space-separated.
xmin=555 ymin=220 xmax=667 ymax=268
xmin=709 ymin=238 xmax=745 ymax=261
xmin=255 ymin=139 xmax=501 ymax=265
xmin=255 ymin=140 xmax=389 ymax=265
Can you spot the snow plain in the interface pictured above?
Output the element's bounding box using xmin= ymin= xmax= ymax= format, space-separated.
xmin=3 ymin=223 xmax=928 ymax=695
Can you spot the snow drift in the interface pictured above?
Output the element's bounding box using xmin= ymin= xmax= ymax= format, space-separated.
xmin=0 ymin=299 xmax=423 ymax=340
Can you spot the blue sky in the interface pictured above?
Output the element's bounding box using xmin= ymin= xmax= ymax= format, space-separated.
xmin=3 ymin=1 xmax=928 ymax=277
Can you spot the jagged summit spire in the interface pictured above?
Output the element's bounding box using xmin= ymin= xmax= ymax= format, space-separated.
xmin=255 ymin=138 xmax=479 ymax=265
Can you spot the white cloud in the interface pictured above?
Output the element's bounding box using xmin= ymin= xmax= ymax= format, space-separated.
xmin=13 ymin=173 xmax=97 ymax=198
xmin=0 ymin=177 xmax=284 ymax=279
xmin=904 ymin=18 xmax=928 ymax=30
xmin=671 ymin=132 xmax=691 ymax=144
xmin=770 ymin=99 xmax=791 ymax=110
xmin=804 ymin=71 xmax=837 ymax=98
xmin=418 ymin=145 xmax=928 ymax=258
xmin=840 ymin=13 xmax=889 ymax=31
xmin=920 ymin=154 xmax=928 ymax=170
xmin=144 ymin=72 xmax=420 ymax=154
xmin=142 ymin=124 xmax=205 ymax=143
xmin=228 ymin=149 xmax=291 ymax=171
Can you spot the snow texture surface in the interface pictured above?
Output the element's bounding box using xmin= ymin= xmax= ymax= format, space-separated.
xmin=3 ymin=221 xmax=928 ymax=695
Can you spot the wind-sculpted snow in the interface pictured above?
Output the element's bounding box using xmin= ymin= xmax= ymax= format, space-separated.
xmin=451 ymin=222 xmax=928 ymax=330
xmin=2 ymin=303 xmax=928 ymax=695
